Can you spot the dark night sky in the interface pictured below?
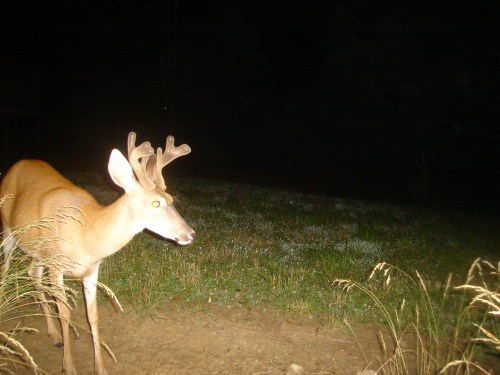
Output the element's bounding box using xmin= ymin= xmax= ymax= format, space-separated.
xmin=1 ymin=1 xmax=499 ymax=212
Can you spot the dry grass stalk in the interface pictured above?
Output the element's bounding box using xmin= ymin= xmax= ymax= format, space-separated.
xmin=0 ymin=331 xmax=42 ymax=374
xmin=0 ymin=203 xmax=121 ymax=374
xmin=335 ymin=258 xmax=499 ymax=375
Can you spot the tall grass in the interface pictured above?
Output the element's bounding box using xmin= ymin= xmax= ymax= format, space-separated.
xmin=334 ymin=258 xmax=499 ymax=374
xmin=0 ymin=194 xmax=121 ymax=374
xmin=0 ymin=247 xmax=77 ymax=375
xmin=0 ymin=195 xmax=72 ymax=373
xmin=442 ymin=258 xmax=499 ymax=374
xmin=0 ymin=208 xmax=80 ymax=373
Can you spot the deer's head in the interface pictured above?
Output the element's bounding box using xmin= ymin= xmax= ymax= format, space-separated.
xmin=108 ymin=132 xmax=195 ymax=245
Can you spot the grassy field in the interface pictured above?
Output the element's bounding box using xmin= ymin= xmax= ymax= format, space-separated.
xmin=79 ymin=177 xmax=496 ymax=319
xmin=3 ymin=175 xmax=499 ymax=373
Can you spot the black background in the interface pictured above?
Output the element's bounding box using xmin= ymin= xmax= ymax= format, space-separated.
xmin=1 ymin=1 xmax=499 ymax=213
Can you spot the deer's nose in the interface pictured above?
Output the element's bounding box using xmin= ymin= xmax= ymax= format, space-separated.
xmin=187 ymin=230 xmax=196 ymax=242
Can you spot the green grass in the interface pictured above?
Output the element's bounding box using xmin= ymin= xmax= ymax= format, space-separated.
xmin=80 ymin=177 xmax=498 ymax=322
xmin=336 ymin=259 xmax=499 ymax=374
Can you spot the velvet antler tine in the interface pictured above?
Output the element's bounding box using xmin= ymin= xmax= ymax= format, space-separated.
xmin=127 ymin=131 xmax=137 ymax=157
xmin=153 ymin=135 xmax=191 ymax=190
xmin=127 ymin=132 xmax=155 ymax=190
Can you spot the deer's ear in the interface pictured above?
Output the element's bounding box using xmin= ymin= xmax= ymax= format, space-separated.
xmin=108 ymin=149 xmax=140 ymax=192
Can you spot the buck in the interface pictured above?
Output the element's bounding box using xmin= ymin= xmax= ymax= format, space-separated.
xmin=0 ymin=131 xmax=195 ymax=375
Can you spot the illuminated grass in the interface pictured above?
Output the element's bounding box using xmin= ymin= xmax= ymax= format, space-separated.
xmin=334 ymin=259 xmax=499 ymax=374
xmin=91 ymin=178 xmax=499 ymax=323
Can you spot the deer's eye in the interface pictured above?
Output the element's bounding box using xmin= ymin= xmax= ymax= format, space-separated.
xmin=152 ymin=200 xmax=161 ymax=208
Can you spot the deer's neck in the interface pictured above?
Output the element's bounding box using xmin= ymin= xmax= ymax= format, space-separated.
xmin=83 ymin=194 xmax=142 ymax=260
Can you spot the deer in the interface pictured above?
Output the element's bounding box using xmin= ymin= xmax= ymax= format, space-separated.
xmin=0 ymin=131 xmax=195 ymax=375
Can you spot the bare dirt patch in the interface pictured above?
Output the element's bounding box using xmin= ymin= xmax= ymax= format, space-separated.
xmin=2 ymin=303 xmax=390 ymax=374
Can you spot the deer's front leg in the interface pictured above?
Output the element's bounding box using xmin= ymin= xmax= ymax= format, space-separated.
xmin=83 ymin=263 xmax=108 ymax=375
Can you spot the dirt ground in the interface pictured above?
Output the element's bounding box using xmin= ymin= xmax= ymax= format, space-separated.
xmin=3 ymin=303 xmax=396 ymax=375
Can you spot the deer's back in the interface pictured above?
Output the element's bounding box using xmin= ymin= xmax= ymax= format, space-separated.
xmin=0 ymin=160 xmax=97 ymax=230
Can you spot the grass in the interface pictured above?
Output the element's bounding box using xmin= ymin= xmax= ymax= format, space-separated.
xmin=90 ymin=178 xmax=497 ymax=319
xmin=0 ymin=249 xmax=75 ymax=375
xmin=0 ymin=194 xmax=120 ymax=374
xmin=0 ymin=220 xmax=78 ymax=374
xmin=335 ymin=259 xmax=499 ymax=374
xmin=2 ymin=175 xmax=499 ymax=373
